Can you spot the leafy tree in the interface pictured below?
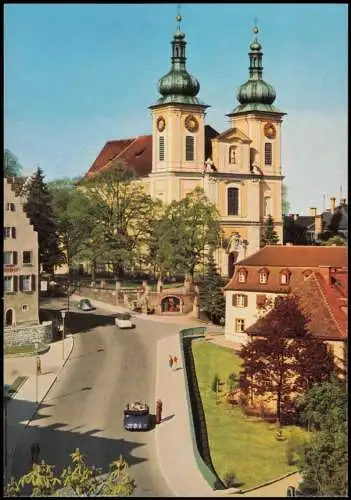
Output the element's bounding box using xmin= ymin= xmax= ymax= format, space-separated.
xmin=283 ymin=216 xmax=309 ymax=245
xmin=22 ymin=166 xmax=65 ymax=274
xmin=49 ymin=180 xmax=94 ymax=276
xmin=282 ymin=183 xmax=291 ymax=215
xmin=156 ymin=187 xmax=221 ymax=279
xmin=5 ymin=449 xmax=136 ymax=497
xmin=239 ymin=296 xmax=336 ymax=425
xmin=4 ymin=149 xmax=23 ymax=177
xmin=318 ymin=209 xmax=345 ymax=242
xmin=295 ymin=376 xmax=347 ymax=433
xmin=199 ymin=251 xmax=225 ymax=324
xmin=80 ymin=164 xmax=162 ymax=279
xmin=261 ymin=214 xmax=280 ymax=247
xmin=322 ymin=235 xmax=347 ymax=246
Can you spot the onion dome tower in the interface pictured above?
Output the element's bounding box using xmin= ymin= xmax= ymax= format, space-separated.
xmin=152 ymin=15 xmax=207 ymax=107
xmin=228 ymin=25 xmax=283 ymax=115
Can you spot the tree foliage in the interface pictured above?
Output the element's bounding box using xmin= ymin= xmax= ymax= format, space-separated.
xmin=283 ymin=216 xmax=309 ymax=245
xmin=261 ymin=214 xmax=280 ymax=247
xmin=4 ymin=149 xmax=23 ymax=177
xmin=318 ymin=208 xmax=346 ymax=243
xmin=239 ymin=295 xmax=336 ymax=425
xmin=282 ymin=183 xmax=290 ymax=215
xmin=79 ymin=164 xmax=162 ymax=278
xmin=155 ymin=187 xmax=221 ymax=278
xmin=321 ymin=235 xmax=347 ymax=247
xmin=5 ymin=449 xmax=136 ymax=497
xmin=199 ymin=251 xmax=225 ymax=324
xmin=22 ymin=166 xmax=64 ymax=273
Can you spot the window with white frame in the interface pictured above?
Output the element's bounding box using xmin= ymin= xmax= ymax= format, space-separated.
xmin=21 ymin=275 xmax=32 ymax=292
xmin=5 ymin=227 xmax=16 ymax=238
xmin=4 ymin=276 xmax=14 ymax=293
xmin=233 ymin=294 xmax=248 ymax=307
xmin=280 ymin=273 xmax=289 ymax=285
xmin=23 ymin=251 xmax=33 ymax=265
xmin=235 ymin=318 xmax=245 ymax=333
xmin=238 ymin=270 xmax=247 ymax=283
xmin=4 ymin=251 xmax=17 ymax=265
xmin=259 ymin=272 xmax=268 ymax=284
xmin=6 ymin=203 xmax=15 ymax=211
xmin=228 ymin=187 xmax=239 ymax=215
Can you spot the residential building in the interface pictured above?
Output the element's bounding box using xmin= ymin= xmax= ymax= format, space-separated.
xmin=223 ymin=245 xmax=347 ymax=344
xmin=4 ymin=177 xmax=39 ymax=326
xmin=83 ymin=19 xmax=286 ymax=277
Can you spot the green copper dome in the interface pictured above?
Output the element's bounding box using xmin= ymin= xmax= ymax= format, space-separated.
xmin=228 ymin=27 xmax=283 ymax=115
xmin=151 ymin=23 xmax=207 ymax=108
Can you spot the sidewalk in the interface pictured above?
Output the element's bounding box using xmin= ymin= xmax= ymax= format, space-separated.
xmin=4 ymin=335 xmax=74 ymax=484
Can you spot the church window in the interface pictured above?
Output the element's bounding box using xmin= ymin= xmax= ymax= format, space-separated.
xmin=229 ymin=146 xmax=236 ymax=164
xmin=185 ymin=136 xmax=194 ymax=161
xmin=264 ymin=142 xmax=272 ymax=165
xmin=228 ymin=187 xmax=239 ymax=215
xmin=159 ymin=136 xmax=165 ymax=161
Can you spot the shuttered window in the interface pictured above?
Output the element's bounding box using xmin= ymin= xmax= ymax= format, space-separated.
xmin=159 ymin=136 xmax=165 ymax=161
xmin=264 ymin=143 xmax=272 ymax=165
xmin=228 ymin=187 xmax=239 ymax=215
xmin=232 ymin=294 xmax=248 ymax=307
xmin=185 ymin=136 xmax=194 ymax=161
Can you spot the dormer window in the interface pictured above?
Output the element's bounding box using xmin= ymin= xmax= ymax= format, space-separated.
xmin=259 ymin=268 xmax=269 ymax=284
xmin=280 ymin=269 xmax=291 ymax=285
xmin=238 ymin=268 xmax=247 ymax=283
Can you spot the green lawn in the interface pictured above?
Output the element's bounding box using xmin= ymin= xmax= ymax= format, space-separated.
xmin=192 ymin=341 xmax=302 ymax=490
xmin=5 ymin=343 xmax=48 ymax=356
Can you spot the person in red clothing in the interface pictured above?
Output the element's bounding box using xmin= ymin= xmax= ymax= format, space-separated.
xmin=168 ymin=355 xmax=174 ymax=369
xmin=173 ymin=355 xmax=178 ymax=369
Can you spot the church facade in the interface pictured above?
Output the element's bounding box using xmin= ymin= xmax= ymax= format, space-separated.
xmin=85 ymin=19 xmax=286 ymax=278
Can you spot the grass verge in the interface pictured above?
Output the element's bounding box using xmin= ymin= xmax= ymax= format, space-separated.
xmin=5 ymin=343 xmax=49 ymax=356
xmin=192 ymin=340 xmax=303 ymax=490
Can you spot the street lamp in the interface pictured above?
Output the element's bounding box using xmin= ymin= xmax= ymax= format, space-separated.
xmin=60 ymin=310 xmax=67 ymax=361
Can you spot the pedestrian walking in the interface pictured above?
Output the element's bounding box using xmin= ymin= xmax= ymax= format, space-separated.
xmin=30 ymin=442 xmax=40 ymax=465
xmin=173 ymin=355 xmax=178 ymax=369
xmin=156 ymin=399 xmax=163 ymax=424
xmin=168 ymin=355 xmax=174 ymax=369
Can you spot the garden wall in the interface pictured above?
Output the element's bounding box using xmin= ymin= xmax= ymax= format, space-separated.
xmin=179 ymin=328 xmax=226 ymax=491
xmin=4 ymin=321 xmax=53 ymax=347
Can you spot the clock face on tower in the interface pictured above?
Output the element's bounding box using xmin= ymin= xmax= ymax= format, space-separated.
xmin=264 ymin=122 xmax=276 ymax=139
xmin=185 ymin=115 xmax=199 ymax=133
xmin=157 ymin=116 xmax=166 ymax=132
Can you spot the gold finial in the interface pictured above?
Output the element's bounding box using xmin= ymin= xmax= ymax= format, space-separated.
xmin=253 ymin=17 xmax=259 ymax=34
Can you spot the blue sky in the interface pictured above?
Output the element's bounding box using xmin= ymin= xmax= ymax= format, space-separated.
xmin=4 ymin=3 xmax=347 ymax=214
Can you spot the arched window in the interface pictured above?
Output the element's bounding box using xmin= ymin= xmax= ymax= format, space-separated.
xmin=228 ymin=187 xmax=239 ymax=215
xmin=185 ymin=136 xmax=194 ymax=161
xmin=159 ymin=136 xmax=165 ymax=161
xmin=264 ymin=143 xmax=272 ymax=166
xmin=175 ymin=47 xmax=179 ymax=57
xmin=5 ymin=309 xmax=14 ymax=326
xmin=229 ymin=146 xmax=236 ymax=164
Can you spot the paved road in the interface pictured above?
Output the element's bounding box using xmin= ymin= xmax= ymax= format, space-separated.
xmin=11 ymin=300 xmax=182 ymax=497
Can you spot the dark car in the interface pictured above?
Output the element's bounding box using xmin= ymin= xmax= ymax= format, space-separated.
xmin=77 ymin=299 xmax=95 ymax=311
xmin=123 ymin=401 xmax=151 ymax=431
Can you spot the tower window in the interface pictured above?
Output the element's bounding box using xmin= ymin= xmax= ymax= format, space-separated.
xmin=229 ymin=146 xmax=236 ymax=164
xmin=228 ymin=187 xmax=239 ymax=215
xmin=159 ymin=136 xmax=165 ymax=161
xmin=264 ymin=143 xmax=272 ymax=166
xmin=185 ymin=136 xmax=194 ymax=161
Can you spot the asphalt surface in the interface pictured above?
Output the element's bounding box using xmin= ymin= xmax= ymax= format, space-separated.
xmin=11 ymin=298 xmax=182 ymax=497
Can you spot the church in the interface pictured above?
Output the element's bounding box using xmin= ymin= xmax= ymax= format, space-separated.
xmin=85 ymin=16 xmax=286 ymax=278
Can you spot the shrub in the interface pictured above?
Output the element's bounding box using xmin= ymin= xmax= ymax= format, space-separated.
xmin=223 ymin=471 xmax=237 ymax=488
xmin=211 ymin=373 xmax=220 ymax=392
xmin=227 ymin=372 xmax=238 ymax=392
xmin=285 ymin=428 xmax=309 ymax=466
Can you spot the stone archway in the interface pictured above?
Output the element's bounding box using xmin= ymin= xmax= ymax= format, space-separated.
xmin=5 ymin=309 xmax=14 ymax=326
xmin=161 ymin=296 xmax=181 ymax=313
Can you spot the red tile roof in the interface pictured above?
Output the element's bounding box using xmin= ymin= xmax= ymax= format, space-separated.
xmin=246 ymin=270 xmax=348 ymax=341
xmin=224 ymin=246 xmax=348 ymax=292
xmin=85 ymin=136 xmax=152 ymax=178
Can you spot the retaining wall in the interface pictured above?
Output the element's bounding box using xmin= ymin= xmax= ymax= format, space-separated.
xmin=4 ymin=321 xmax=53 ymax=346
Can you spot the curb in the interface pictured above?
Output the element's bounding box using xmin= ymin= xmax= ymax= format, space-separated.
xmin=8 ymin=335 xmax=75 ymax=482
xmin=237 ymin=470 xmax=300 ymax=495
xmin=154 ymin=337 xmax=179 ymax=497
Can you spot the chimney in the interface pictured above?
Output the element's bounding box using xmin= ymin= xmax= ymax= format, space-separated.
xmin=315 ymin=214 xmax=322 ymax=235
xmin=293 ymin=213 xmax=299 ymax=221
xmin=341 ymin=198 xmax=347 ymax=205
xmin=309 ymin=207 xmax=317 ymax=217
xmin=329 ymin=197 xmax=336 ymax=212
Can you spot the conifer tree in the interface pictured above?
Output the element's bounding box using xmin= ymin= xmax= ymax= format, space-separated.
xmin=261 ymin=214 xmax=280 ymax=246
xmin=199 ymin=252 xmax=225 ymax=324
xmin=22 ymin=166 xmax=64 ymax=274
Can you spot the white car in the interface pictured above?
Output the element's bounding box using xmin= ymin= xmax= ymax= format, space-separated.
xmin=115 ymin=313 xmax=133 ymax=329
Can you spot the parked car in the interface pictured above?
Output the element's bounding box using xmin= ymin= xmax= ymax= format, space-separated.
xmin=77 ymin=299 xmax=95 ymax=311
xmin=123 ymin=401 xmax=151 ymax=431
xmin=115 ymin=313 xmax=133 ymax=329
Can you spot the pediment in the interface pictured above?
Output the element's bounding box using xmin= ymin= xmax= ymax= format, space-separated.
xmin=212 ymin=127 xmax=251 ymax=144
